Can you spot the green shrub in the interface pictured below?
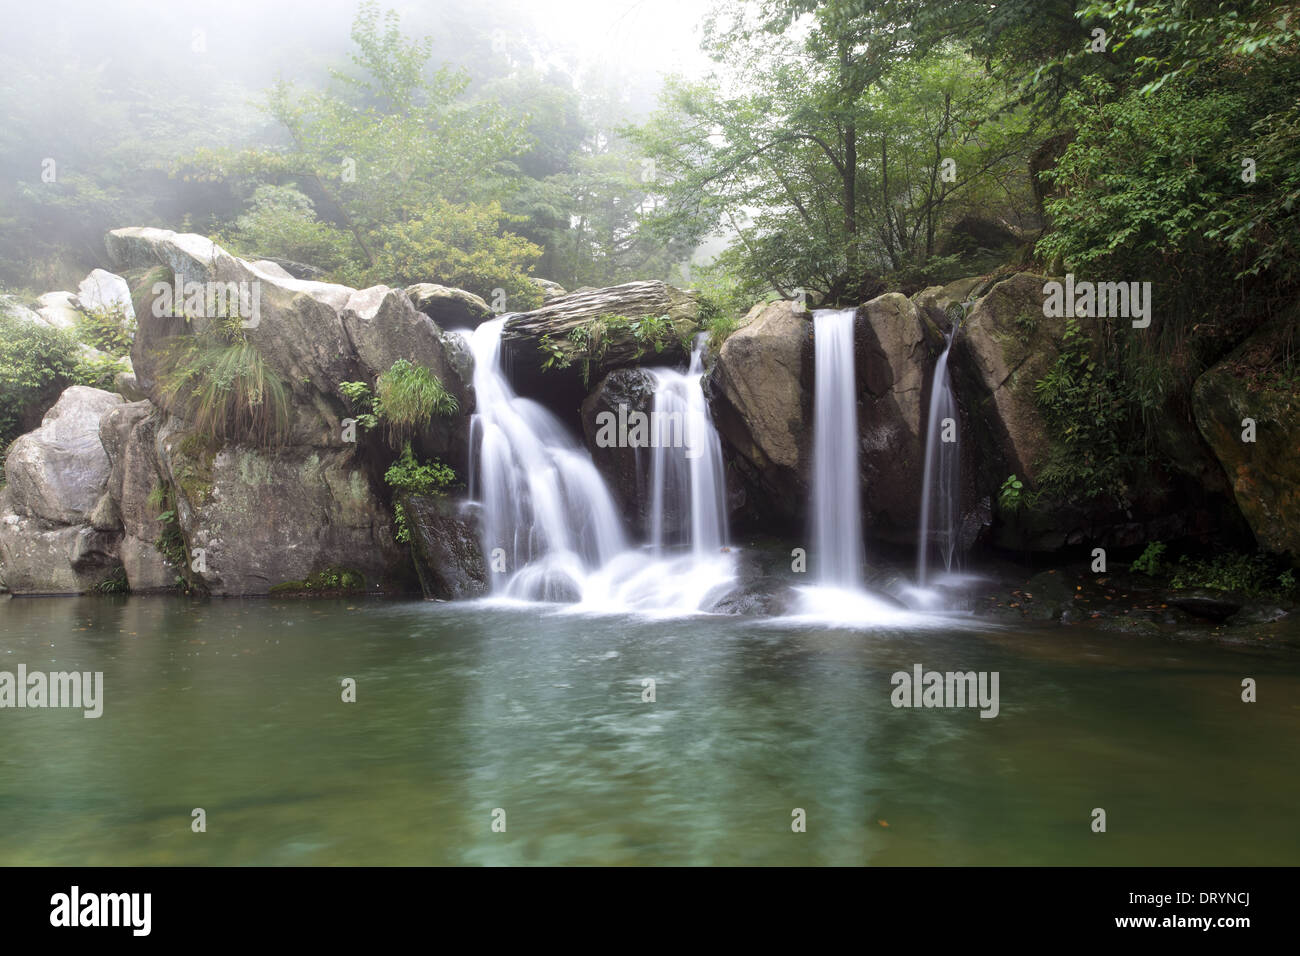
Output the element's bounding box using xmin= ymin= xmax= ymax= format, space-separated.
xmin=374 ymin=359 xmax=458 ymax=441
xmin=0 ymin=310 xmax=79 ymax=454
xmin=384 ymin=442 xmax=456 ymax=544
xmin=1033 ymin=320 xmax=1138 ymax=506
xmin=1169 ymin=551 xmax=1294 ymax=597
xmin=339 ymin=380 xmax=380 ymax=431
xmin=998 ymin=474 xmax=1026 ymax=513
xmin=75 ymin=305 xmax=134 ymax=355
xmin=72 ymin=353 xmax=130 ymax=391
xmin=155 ymin=338 xmax=291 ymax=446
xmin=1131 ymin=541 xmax=1166 ymax=576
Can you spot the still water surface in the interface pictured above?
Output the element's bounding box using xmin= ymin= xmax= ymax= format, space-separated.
xmin=1 ymin=595 xmax=1297 ymax=865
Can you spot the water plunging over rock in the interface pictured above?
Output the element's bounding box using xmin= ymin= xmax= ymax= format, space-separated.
xmin=466 ymin=319 xmax=735 ymax=613
xmin=916 ymin=329 xmax=961 ymax=585
xmin=810 ymin=308 xmax=864 ymax=587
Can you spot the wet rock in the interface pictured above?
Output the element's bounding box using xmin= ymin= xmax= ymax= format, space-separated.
xmin=405 ymin=495 xmax=488 ymax=600
xmin=1163 ymin=588 xmax=1246 ymax=622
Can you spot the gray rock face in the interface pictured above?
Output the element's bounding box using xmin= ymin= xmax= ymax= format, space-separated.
xmin=706 ymin=300 xmax=812 ymax=527
xmin=405 ymin=495 xmax=488 ymax=600
xmin=0 ymin=387 xmax=125 ymax=593
xmin=100 ymin=401 xmax=174 ymax=591
xmin=581 ymin=367 xmax=658 ymax=530
xmin=853 ymin=293 xmax=934 ymax=544
xmin=156 ymin=417 xmax=403 ymax=596
xmin=405 ymin=283 xmax=493 ymax=329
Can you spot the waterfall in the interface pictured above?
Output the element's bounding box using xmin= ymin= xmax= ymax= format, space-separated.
xmin=464 ymin=318 xmax=734 ymax=613
xmin=646 ymin=337 xmax=728 ymax=557
xmin=468 ymin=318 xmax=628 ymax=601
xmin=810 ymin=308 xmax=864 ymax=587
xmin=915 ymin=330 xmax=961 ymax=585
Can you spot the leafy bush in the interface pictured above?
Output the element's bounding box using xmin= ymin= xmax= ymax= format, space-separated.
xmin=214 ymin=184 xmax=352 ymax=272
xmin=367 ymin=200 xmax=543 ymax=309
xmin=1130 ymin=541 xmax=1166 ymax=576
xmin=384 ymin=442 xmax=456 ymax=544
xmin=339 ymin=380 xmax=380 ymax=431
xmin=155 ymin=338 xmax=291 ymax=447
xmin=1169 ymin=552 xmax=1294 ymax=597
xmin=0 ymin=310 xmax=79 ymax=452
xmin=998 ymin=474 xmax=1026 ymax=513
xmin=1033 ymin=320 xmax=1137 ymax=506
xmin=72 ymin=353 xmax=129 ymax=391
xmin=74 ymin=305 xmax=134 ymax=355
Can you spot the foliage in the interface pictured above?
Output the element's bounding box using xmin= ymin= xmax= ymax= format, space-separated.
xmin=366 ymin=199 xmax=543 ymax=307
xmin=1032 ymin=320 xmax=1138 ymax=505
xmin=383 ymin=442 xmax=456 ymax=544
xmin=72 ymin=353 xmax=130 ymax=391
xmin=92 ymin=566 xmax=131 ymax=595
xmin=151 ymin=485 xmax=199 ymax=594
xmin=373 ymin=359 xmax=458 ymax=442
xmin=154 ymin=337 xmax=291 ymax=447
xmin=213 ymin=184 xmax=353 ymax=271
xmin=998 ymin=474 xmax=1026 ymax=513
xmin=634 ymin=9 xmax=1037 ymax=304
xmin=0 ymin=310 xmax=79 ymax=451
xmin=1130 ymin=541 xmax=1167 ymax=576
xmin=339 ymin=380 xmax=380 ymax=431
xmin=1169 ymin=551 xmax=1296 ymax=598
xmin=269 ymin=565 xmax=366 ymax=594
xmin=75 ymin=305 xmax=134 ymax=355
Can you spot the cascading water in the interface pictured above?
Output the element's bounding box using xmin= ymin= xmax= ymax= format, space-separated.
xmin=465 ymin=318 xmax=734 ymax=613
xmin=810 ymin=308 xmax=864 ymax=587
xmin=468 ymin=318 xmax=628 ymax=601
xmin=915 ymin=330 xmax=961 ymax=585
xmin=646 ymin=336 xmax=728 ymax=557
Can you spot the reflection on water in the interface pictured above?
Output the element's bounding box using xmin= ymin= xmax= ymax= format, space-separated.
xmin=1 ymin=595 xmax=1298 ymax=865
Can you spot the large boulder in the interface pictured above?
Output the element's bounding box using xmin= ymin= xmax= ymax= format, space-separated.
xmin=0 ymin=387 xmax=125 ymax=593
xmin=404 ymin=283 xmax=493 ymax=329
xmin=109 ymin=227 xmax=473 ymax=471
xmin=155 ymin=417 xmax=404 ymax=596
xmin=852 ymin=293 xmax=936 ymax=544
xmin=98 ymin=401 xmax=175 ymax=591
xmin=500 ymin=280 xmax=700 ymax=420
xmin=580 ymin=367 xmax=659 ymax=530
xmin=706 ymin=300 xmax=812 ymax=529
xmin=405 ymin=495 xmax=488 ymax=600
xmin=1193 ymin=320 xmax=1300 ymax=558
xmin=950 ymin=273 xmax=1094 ymax=485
